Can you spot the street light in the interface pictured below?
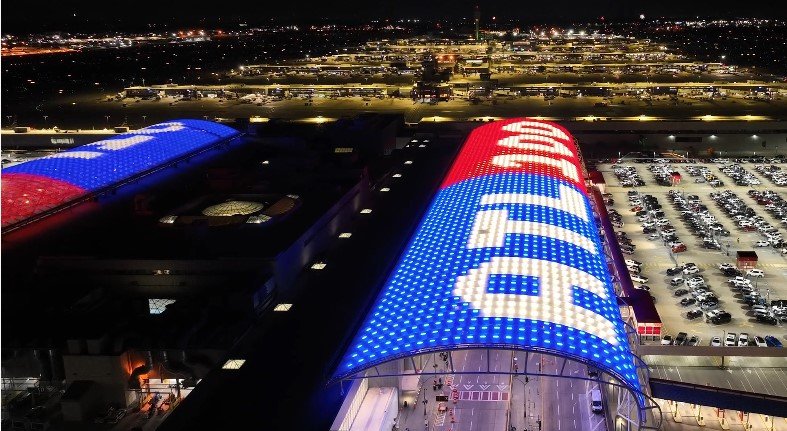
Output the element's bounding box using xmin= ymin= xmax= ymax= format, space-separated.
xmin=514 ymin=375 xmax=530 ymax=427
xmin=105 ymin=115 xmax=111 ymax=128
xmin=43 ymin=115 xmax=48 ymax=128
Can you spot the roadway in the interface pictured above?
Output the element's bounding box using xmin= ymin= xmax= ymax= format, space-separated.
xmin=397 ymin=350 xmax=606 ymax=431
xmin=650 ymin=365 xmax=787 ymax=397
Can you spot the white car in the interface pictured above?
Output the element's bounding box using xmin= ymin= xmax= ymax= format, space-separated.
xmin=661 ymin=335 xmax=673 ymax=345
xmin=725 ymin=333 xmax=737 ymax=346
xmin=687 ymin=279 xmax=706 ymax=288
xmin=755 ymin=241 xmax=770 ymax=247
xmin=710 ymin=336 xmax=722 ymax=347
xmin=737 ymin=333 xmax=749 ymax=346
xmin=718 ymin=263 xmax=735 ymax=270
xmin=746 ymin=269 xmax=765 ymax=278
xmin=728 ymin=276 xmax=750 ymax=285
xmin=630 ymin=274 xmax=649 ymax=284
xmin=683 ymin=266 xmax=700 ymax=275
xmin=625 ymin=259 xmax=642 ymax=267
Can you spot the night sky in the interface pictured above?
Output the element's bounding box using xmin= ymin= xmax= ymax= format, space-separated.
xmin=2 ymin=0 xmax=785 ymax=33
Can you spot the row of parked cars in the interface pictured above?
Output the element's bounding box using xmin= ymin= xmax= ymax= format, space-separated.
xmin=718 ymin=163 xmax=762 ymax=186
xmin=613 ymin=165 xmax=646 ymax=187
xmin=749 ymin=189 xmax=787 ymax=239
xmin=709 ymin=190 xmax=785 ymax=248
xmin=662 ymin=331 xmax=783 ymax=347
xmin=715 ymin=262 xmax=785 ymax=325
xmin=753 ymin=164 xmax=787 ymax=186
xmin=648 ymin=162 xmax=680 ymax=187
xmin=683 ymin=165 xmax=724 ymax=187
xmin=628 ymin=190 xmax=689 ymax=253
xmin=668 ymin=190 xmax=729 ymax=250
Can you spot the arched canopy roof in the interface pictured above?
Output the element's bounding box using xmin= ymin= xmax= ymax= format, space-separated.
xmin=332 ymin=118 xmax=640 ymax=393
xmin=2 ymin=119 xmax=240 ymax=229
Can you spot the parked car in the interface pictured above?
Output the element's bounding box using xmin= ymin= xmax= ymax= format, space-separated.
xmin=661 ymin=334 xmax=673 ymax=345
xmin=747 ymin=269 xmax=765 ymax=278
xmin=710 ymin=336 xmax=722 ymax=346
xmin=738 ymin=333 xmax=750 ymax=346
xmin=756 ymin=314 xmax=778 ymax=325
xmin=680 ymin=297 xmax=696 ymax=307
xmin=630 ymin=274 xmax=649 ymax=284
xmin=674 ymin=289 xmax=689 ymax=296
xmin=725 ymin=333 xmax=737 ymax=346
xmin=764 ymin=335 xmax=783 ymax=347
xmin=675 ymin=332 xmax=688 ymax=346
xmin=670 ymin=277 xmax=685 ymax=286
xmin=687 ymin=309 xmax=704 ymax=320
xmin=666 ymin=266 xmax=684 ymax=276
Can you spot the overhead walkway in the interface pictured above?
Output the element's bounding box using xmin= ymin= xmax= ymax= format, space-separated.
xmin=650 ymin=378 xmax=787 ymax=417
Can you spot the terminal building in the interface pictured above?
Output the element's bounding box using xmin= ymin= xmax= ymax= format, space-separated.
xmin=0 ymin=115 xmax=404 ymax=430
xmin=3 ymin=117 xmax=786 ymax=431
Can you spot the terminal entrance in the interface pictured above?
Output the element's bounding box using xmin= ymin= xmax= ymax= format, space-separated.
xmin=331 ymin=348 xmax=649 ymax=431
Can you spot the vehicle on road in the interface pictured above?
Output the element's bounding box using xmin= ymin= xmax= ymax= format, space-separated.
xmin=591 ymin=389 xmax=603 ymax=413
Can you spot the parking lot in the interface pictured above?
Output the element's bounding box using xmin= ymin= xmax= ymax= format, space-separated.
xmin=598 ymin=158 xmax=787 ymax=348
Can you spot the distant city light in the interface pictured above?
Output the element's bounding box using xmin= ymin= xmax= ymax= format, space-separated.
xmin=222 ymin=359 xmax=246 ymax=370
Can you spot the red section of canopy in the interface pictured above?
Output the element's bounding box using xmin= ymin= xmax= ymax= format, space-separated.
xmin=440 ymin=118 xmax=584 ymax=191
xmin=2 ymin=173 xmax=86 ymax=227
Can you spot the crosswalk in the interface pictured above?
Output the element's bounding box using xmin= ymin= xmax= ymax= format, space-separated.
xmin=457 ymin=391 xmax=510 ymax=401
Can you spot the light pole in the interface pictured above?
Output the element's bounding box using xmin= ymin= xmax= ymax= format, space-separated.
xmin=515 ymin=375 xmax=529 ymax=427
xmin=142 ymin=115 xmax=147 ymax=126
xmin=105 ymin=115 xmax=111 ymax=128
xmin=43 ymin=115 xmax=48 ymax=128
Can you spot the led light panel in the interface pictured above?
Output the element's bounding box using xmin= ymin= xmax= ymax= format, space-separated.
xmin=2 ymin=119 xmax=240 ymax=228
xmin=333 ymin=118 xmax=639 ymax=392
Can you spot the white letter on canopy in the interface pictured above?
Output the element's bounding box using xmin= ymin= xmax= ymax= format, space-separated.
xmin=467 ymin=209 xmax=596 ymax=254
xmin=453 ymin=256 xmax=619 ymax=345
xmin=479 ymin=184 xmax=589 ymax=222
xmin=490 ymin=154 xmax=581 ymax=183
xmin=497 ymin=134 xmax=574 ymax=157
xmin=501 ymin=120 xmax=572 ymax=141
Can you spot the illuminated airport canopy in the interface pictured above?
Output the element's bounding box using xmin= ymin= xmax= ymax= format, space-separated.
xmin=334 ymin=118 xmax=639 ymax=391
xmin=1 ymin=119 xmax=240 ymax=229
